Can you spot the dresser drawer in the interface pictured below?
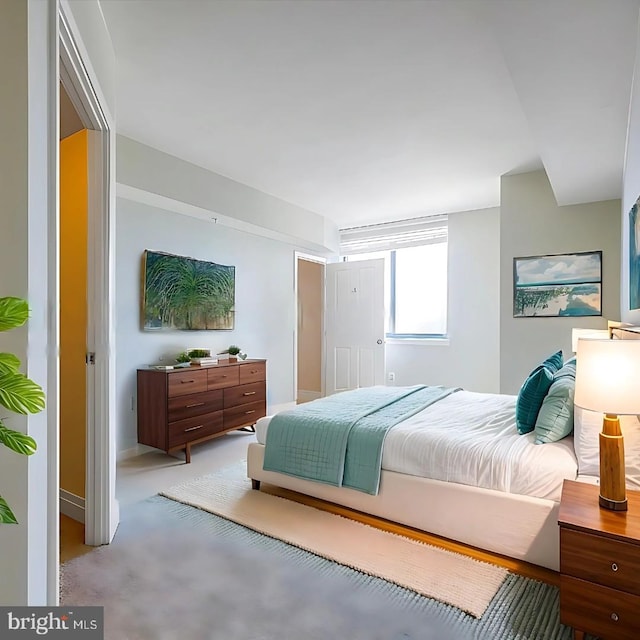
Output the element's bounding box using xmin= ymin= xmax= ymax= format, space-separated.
xmin=224 ymin=400 xmax=266 ymax=430
xmin=561 ymin=528 xmax=640 ymax=595
xmin=207 ymin=365 xmax=240 ymax=390
xmin=239 ymin=361 xmax=266 ymax=385
xmin=167 ymin=369 xmax=208 ymax=397
xmin=223 ymin=382 xmax=266 ymax=408
xmin=168 ymin=411 xmax=224 ymax=447
xmin=560 ymin=575 xmax=640 ymax=640
xmin=168 ymin=389 xmax=223 ymax=422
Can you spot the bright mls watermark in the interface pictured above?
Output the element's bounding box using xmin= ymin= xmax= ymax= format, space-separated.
xmin=0 ymin=607 xmax=103 ymax=638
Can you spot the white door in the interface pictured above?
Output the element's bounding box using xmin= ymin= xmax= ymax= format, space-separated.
xmin=325 ymin=259 xmax=385 ymax=394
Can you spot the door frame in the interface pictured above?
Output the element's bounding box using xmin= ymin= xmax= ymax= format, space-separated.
xmin=294 ymin=252 xmax=327 ymax=403
xmin=58 ymin=3 xmax=117 ymax=550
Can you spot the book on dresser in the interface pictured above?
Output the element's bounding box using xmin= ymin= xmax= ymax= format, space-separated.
xmin=137 ymin=358 xmax=267 ymax=463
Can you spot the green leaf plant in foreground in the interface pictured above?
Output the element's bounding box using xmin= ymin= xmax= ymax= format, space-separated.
xmin=0 ymin=297 xmax=45 ymax=524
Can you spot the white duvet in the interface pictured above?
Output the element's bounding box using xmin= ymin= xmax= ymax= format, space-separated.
xmin=255 ymin=390 xmax=578 ymax=502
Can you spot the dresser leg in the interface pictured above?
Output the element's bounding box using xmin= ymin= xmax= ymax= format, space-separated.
xmin=573 ymin=630 xmax=585 ymax=640
xmin=251 ymin=479 xmax=261 ymax=490
xmin=185 ymin=444 xmax=191 ymax=464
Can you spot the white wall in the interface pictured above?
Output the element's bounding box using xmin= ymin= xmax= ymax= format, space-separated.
xmin=621 ymin=13 xmax=640 ymax=325
xmin=0 ymin=0 xmax=58 ymax=606
xmin=115 ymin=198 xmax=300 ymax=454
xmin=500 ymin=170 xmax=621 ymax=395
xmin=117 ymin=136 xmax=338 ymax=255
xmin=384 ymin=207 xmax=501 ymax=393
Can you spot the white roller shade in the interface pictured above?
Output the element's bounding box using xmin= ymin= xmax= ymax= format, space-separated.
xmin=339 ymin=215 xmax=448 ymax=255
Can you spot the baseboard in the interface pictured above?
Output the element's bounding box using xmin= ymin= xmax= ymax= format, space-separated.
xmin=60 ymin=489 xmax=85 ymax=524
xmin=296 ymin=389 xmax=321 ymax=404
xmin=117 ymin=443 xmax=156 ymax=461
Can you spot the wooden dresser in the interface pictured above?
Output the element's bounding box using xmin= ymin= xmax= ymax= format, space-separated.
xmin=558 ymin=479 xmax=640 ymax=639
xmin=137 ymin=359 xmax=266 ymax=462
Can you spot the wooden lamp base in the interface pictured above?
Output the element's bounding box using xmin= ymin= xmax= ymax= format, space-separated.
xmin=599 ymin=414 xmax=627 ymax=511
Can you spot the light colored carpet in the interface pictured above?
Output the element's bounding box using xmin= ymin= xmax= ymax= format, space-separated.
xmin=60 ymin=492 xmax=575 ymax=640
xmin=160 ymin=461 xmax=506 ymax=618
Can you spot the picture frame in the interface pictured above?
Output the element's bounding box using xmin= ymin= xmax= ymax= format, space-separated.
xmin=629 ymin=197 xmax=640 ymax=311
xmin=142 ymin=250 xmax=235 ymax=331
xmin=513 ymin=250 xmax=602 ymax=318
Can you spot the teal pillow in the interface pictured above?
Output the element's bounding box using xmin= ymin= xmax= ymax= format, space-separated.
xmin=516 ymin=366 xmax=555 ymax=434
xmin=534 ymin=359 xmax=576 ymax=444
xmin=541 ymin=350 xmax=563 ymax=373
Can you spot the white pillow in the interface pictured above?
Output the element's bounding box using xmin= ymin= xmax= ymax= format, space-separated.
xmin=573 ymin=406 xmax=640 ymax=489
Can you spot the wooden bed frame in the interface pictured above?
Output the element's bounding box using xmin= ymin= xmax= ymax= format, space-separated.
xmin=248 ymin=325 xmax=640 ymax=573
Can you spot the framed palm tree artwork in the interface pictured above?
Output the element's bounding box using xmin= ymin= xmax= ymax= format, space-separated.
xmin=142 ymin=250 xmax=235 ymax=330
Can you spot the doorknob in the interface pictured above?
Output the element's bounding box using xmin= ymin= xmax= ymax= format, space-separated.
xmin=377 ymin=339 xmax=383 ymax=344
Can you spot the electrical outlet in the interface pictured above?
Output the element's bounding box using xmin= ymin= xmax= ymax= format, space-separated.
xmin=387 ymin=372 xmax=395 ymax=382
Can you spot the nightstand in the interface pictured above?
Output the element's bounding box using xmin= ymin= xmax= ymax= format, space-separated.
xmin=558 ymin=479 xmax=640 ymax=640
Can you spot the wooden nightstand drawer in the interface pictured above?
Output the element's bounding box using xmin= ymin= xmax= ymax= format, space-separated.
xmin=224 ymin=400 xmax=266 ymax=430
xmin=168 ymin=389 xmax=223 ymax=422
xmin=207 ymin=365 xmax=240 ymax=390
xmin=560 ymin=575 xmax=640 ymax=640
xmin=168 ymin=411 xmax=224 ymax=447
xmin=239 ymin=361 xmax=266 ymax=384
xmin=561 ymin=528 xmax=640 ymax=595
xmin=167 ymin=369 xmax=208 ymax=397
xmin=223 ymin=382 xmax=266 ymax=408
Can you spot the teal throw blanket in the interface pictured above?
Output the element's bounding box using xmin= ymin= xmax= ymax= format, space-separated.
xmin=263 ymin=385 xmax=460 ymax=495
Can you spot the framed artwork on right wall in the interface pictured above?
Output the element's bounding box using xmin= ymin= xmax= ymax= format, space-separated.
xmin=629 ymin=197 xmax=640 ymax=311
xmin=513 ymin=250 xmax=602 ymax=318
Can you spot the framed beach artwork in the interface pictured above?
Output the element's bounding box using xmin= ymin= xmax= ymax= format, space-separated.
xmin=630 ymin=197 xmax=640 ymax=311
xmin=513 ymin=251 xmax=602 ymax=318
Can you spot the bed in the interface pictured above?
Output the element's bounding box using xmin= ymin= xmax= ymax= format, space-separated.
xmin=247 ymin=327 xmax=640 ymax=572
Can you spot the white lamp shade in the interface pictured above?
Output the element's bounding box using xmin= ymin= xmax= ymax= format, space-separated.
xmin=574 ymin=338 xmax=640 ymax=414
xmin=571 ymin=328 xmax=609 ymax=353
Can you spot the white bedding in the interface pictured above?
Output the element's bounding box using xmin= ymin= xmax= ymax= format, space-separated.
xmin=256 ymin=390 xmax=578 ymax=502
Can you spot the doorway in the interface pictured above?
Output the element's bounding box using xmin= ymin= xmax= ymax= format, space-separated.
xmin=295 ymin=254 xmax=325 ymax=404
xmin=58 ymin=4 xmax=119 ymax=558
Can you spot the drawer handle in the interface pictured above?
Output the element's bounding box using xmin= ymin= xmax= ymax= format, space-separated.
xmin=243 ymin=391 xmax=256 ymax=396
xmin=245 ymin=410 xmax=256 ymax=415
xmin=184 ymin=425 xmax=203 ymax=432
xmin=251 ymin=370 xmax=258 ymax=374
xmin=611 ymin=613 xmax=619 ymax=622
xmin=180 ymin=379 xmax=195 ymax=384
xmin=186 ymin=402 xmax=205 ymax=408
xmin=611 ymin=562 xmax=619 ymax=572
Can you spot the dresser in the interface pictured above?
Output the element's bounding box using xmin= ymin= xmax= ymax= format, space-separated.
xmin=558 ymin=479 xmax=640 ymax=640
xmin=137 ymin=359 xmax=266 ymax=462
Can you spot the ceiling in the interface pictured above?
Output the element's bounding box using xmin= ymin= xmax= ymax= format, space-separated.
xmin=99 ymin=0 xmax=640 ymax=229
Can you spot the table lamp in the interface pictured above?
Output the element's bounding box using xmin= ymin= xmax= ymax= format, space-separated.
xmin=571 ymin=328 xmax=609 ymax=353
xmin=574 ymin=338 xmax=640 ymax=511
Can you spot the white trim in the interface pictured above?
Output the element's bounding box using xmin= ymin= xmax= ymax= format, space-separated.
xmin=59 ymin=2 xmax=118 ymax=549
xmin=59 ymin=490 xmax=85 ymax=524
xmin=117 ymin=443 xmax=156 ymax=462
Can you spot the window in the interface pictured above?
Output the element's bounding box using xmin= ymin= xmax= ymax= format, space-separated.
xmin=340 ymin=216 xmax=448 ymax=338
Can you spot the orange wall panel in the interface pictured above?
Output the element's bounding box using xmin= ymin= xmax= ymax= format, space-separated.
xmin=60 ymin=129 xmax=88 ymax=499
